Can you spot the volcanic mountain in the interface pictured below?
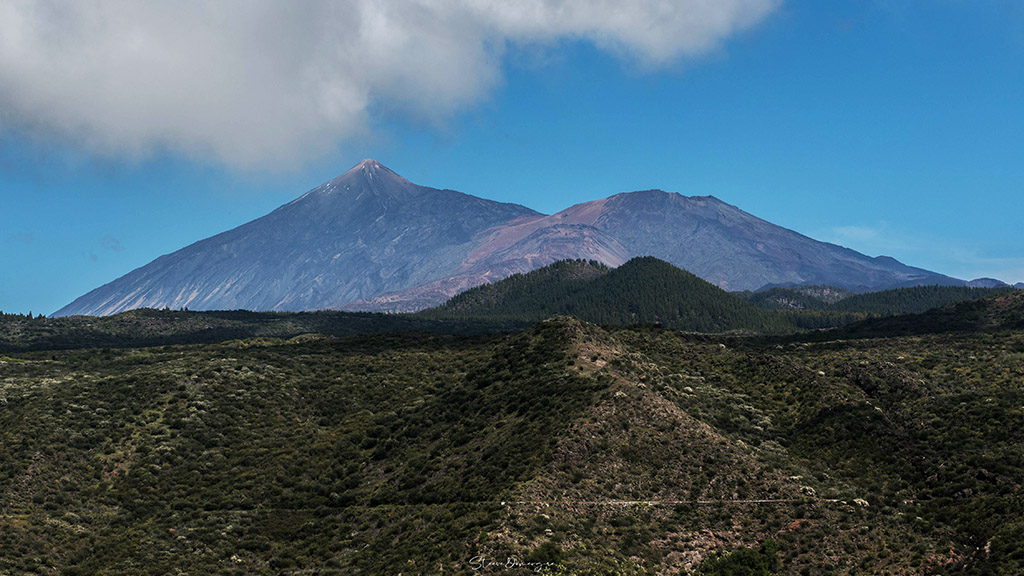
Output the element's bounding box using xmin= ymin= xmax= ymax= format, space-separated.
xmin=55 ymin=160 xmax=961 ymax=316
xmin=55 ymin=160 xmax=540 ymax=316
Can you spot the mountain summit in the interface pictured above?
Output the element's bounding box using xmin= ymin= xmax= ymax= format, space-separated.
xmin=55 ymin=160 xmax=539 ymax=316
xmin=55 ymin=161 xmax=961 ymax=316
xmin=317 ymin=158 xmax=417 ymax=198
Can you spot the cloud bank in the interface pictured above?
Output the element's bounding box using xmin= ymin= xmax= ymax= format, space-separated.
xmin=0 ymin=0 xmax=781 ymax=170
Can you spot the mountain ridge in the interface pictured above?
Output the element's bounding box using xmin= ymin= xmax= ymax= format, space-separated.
xmin=56 ymin=160 xmax=968 ymax=316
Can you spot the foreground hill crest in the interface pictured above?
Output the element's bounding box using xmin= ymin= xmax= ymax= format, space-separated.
xmin=56 ymin=160 xmax=962 ymax=316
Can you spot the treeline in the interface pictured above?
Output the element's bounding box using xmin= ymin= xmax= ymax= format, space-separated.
xmin=4 ymin=270 xmax=1013 ymax=350
xmin=764 ymin=285 xmax=1017 ymax=333
xmin=0 ymin=311 xmax=46 ymax=321
xmin=833 ymin=289 xmax=1024 ymax=338
xmin=742 ymin=284 xmax=1013 ymax=318
xmin=0 ymin=307 xmax=526 ymax=353
xmin=829 ymin=285 xmax=1014 ymax=315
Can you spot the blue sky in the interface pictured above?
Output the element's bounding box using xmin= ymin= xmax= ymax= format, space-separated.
xmin=2 ymin=0 xmax=1023 ymax=315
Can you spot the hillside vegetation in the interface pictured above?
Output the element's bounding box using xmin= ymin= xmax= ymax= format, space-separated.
xmin=739 ymin=285 xmax=852 ymax=310
xmin=425 ymin=258 xmax=1016 ymax=334
xmin=833 ymin=289 xmax=1024 ymax=338
xmin=0 ymin=308 xmax=525 ymax=354
xmin=830 ymin=284 xmax=1014 ymax=315
xmin=2 ymin=292 xmax=1024 ymax=574
xmin=741 ymin=284 xmax=1011 ymax=315
xmin=424 ymin=257 xmax=795 ymax=333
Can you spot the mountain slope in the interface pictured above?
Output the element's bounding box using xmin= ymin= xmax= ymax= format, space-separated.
xmin=474 ymin=190 xmax=958 ymax=292
xmin=54 ymin=160 xmax=540 ymax=316
xmin=347 ymin=190 xmax=962 ymax=311
xmin=55 ymin=161 xmax=965 ymax=316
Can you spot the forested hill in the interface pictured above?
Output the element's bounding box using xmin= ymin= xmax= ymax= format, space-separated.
xmin=836 ymin=289 xmax=1024 ymax=337
xmin=429 ymin=259 xmax=611 ymax=314
xmin=423 ymin=257 xmax=793 ymax=333
xmin=742 ymin=284 xmax=1012 ymax=314
xmin=829 ymin=285 xmax=1014 ymax=315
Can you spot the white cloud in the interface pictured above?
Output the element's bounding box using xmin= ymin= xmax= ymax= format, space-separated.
xmin=0 ymin=0 xmax=781 ymax=170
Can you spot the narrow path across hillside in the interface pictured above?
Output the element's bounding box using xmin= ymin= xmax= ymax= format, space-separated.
xmin=507 ymin=498 xmax=846 ymax=506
